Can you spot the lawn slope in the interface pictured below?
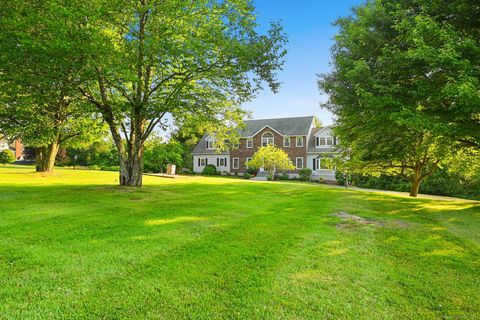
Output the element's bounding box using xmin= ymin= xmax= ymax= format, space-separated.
xmin=0 ymin=166 xmax=479 ymax=319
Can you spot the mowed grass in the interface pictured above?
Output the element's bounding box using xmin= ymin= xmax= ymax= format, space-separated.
xmin=0 ymin=166 xmax=479 ymax=319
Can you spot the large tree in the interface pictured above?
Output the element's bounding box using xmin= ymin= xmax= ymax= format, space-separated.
xmin=247 ymin=145 xmax=295 ymax=181
xmin=0 ymin=0 xmax=104 ymax=172
xmin=318 ymin=0 xmax=469 ymax=196
xmin=76 ymin=0 xmax=287 ymax=186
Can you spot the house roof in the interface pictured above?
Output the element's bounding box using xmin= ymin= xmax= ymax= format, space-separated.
xmin=192 ymin=136 xmax=229 ymax=155
xmin=192 ymin=116 xmax=315 ymax=155
xmin=239 ymin=116 xmax=314 ymax=137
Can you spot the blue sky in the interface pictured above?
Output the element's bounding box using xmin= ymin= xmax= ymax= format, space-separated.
xmin=243 ymin=0 xmax=364 ymax=125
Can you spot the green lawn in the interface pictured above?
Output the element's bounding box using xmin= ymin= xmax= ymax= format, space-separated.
xmin=0 ymin=166 xmax=479 ymax=319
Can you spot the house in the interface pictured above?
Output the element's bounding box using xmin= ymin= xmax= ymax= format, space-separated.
xmin=192 ymin=116 xmax=340 ymax=181
xmin=0 ymin=137 xmax=24 ymax=161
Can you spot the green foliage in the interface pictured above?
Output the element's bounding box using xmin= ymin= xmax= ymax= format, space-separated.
xmin=0 ymin=150 xmax=15 ymax=164
xmin=67 ymin=140 xmax=119 ymax=168
xmin=299 ymin=168 xmax=313 ymax=181
xmin=243 ymin=173 xmax=252 ymax=179
xmin=335 ymin=171 xmax=348 ymax=186
xmin=318 ymin=0 xmax=472 ymax=196
xmin=202 ymin=164 xmax=217 ymax=176
xmin=320 ymin=0 xmax=480 ymax=149
xmin=247 ymin=145 xmax=295 ymax=181
xmin=143 ymin=137 xmax=184 ymax=173
xmin=0 ymin=1 xmax=105 ymax=167
xmin=246 ymin=166 xmax=258 ymax=175
xmin=277 ymin=173 xmax=289 ymax=181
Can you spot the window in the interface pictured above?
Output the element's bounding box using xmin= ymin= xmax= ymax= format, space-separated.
xmin=283 ymin=136 xmax=290 ymax=147
xmin=206 ymin=140 xmax=215 ymax=150
xmin=246 ymin=138 xmax=253 ymax=148
xmin=315 ymin=157 xmax=335 ymax=170
xmin=316 ymin=136 xmax=334 ymax=147
xmin=199 ymin=158 xmax=206 ymax=166
xmin=245 ymin=157 xmax=252 ymax=169
xmin=296 ymin=136 xmax=303 ymax=147
xmin=232 ymin=158 xmax=239 ymax=169
xmin=261 ymin=132 xmax=274 ymax=147
xmin=218 ymin=158 xmax=226 ymax=167
xmin=296 ymin=157 xmax=304 ymax=169
xmin=233 ymin=141 xmax=240 ymax=149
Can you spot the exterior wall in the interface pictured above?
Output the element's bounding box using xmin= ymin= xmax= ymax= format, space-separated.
xmin=0 ymin=138 xmax=9 ymax=151
xmin=193 ymin=154 xmax=230 ymax=173
xmin=229 ymin=126 xmax=307 ymax=174
xmin=313 ymin=127 xmax=337 ymax=150
xmin=0 ymin=138 xmax=24 ymax=160
xmin=307 ymin=154 xmax=336 ymax=181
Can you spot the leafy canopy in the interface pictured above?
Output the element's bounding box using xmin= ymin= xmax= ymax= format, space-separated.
xmin=247 ymin=145 xmax=295 ymax=180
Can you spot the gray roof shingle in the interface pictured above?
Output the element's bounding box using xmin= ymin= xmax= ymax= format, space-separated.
xmin=239 ymin=116 xmax=314 ymax=137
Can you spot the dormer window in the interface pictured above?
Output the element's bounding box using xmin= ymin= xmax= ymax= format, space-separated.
xmin=261 ymin=132 xmax=274 ymax=147
xmin=283 ymin=136 xmax=290 ymax=147
xmin=316 ymin=136 xmax=334 ymax=147
xmin=206 ymin=140 xmax=215 ymax=150
xmin=246 ymin=138 xmax=253 ymax=148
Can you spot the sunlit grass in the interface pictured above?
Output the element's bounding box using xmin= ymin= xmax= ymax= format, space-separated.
xmin=0 ymin=165 xmax=479 ymax=319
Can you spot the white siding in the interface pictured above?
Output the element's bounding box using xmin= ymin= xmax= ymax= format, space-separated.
xmin=193 ymin=155 xmax=230 ymax=173
xmin=0 ymin=139 xmax=9 ymax=151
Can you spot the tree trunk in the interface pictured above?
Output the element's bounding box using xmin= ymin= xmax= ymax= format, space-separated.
xmin=35 ymin=141 xmax=60 ymax=173
xmin=118 ymin=149 xmax=144 ymax=187
xmin=116 ymin=129 xmax=144 ymax=187
xmin=35 ymin=147 xmax=48 ymax=172
xmin=409 ymin=166 xmax=423 ymax=197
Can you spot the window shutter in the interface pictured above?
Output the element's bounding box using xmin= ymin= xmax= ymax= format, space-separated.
xmin=198 ymin=158 xmax=200 ymax=166
xmin=334 ymin=137 xmax=337 ymax=145
xmin=217 ymin=158 xmax=219 ymax=166
xmin=224 ymin=158 xmax=227 ymax=166
xmin=313 ymin=158 xmax=316 ymax=170
xmin=205 ymin=158 xmax=208 ymax=165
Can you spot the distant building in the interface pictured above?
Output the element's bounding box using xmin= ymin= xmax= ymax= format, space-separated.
xmin=192 ymin=116 xmax=340 ymax=181
xmin=0 ymin=137 xmax=24 ymax=161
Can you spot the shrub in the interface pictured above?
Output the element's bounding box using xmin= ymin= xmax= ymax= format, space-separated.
xmin=277 ymin=173 xmax=289 ymax=181
xmin=0 ymin=149 xmax=15 ymax=164
xmin=88 ymin=165 xmax=101 ymax=170
xmin=244 ymin=173 xmax=252 ymax=179
xmin=335 ymin=171 xmax=350 ymax=186
xmin=299 ymin=168 xmax=312 ymax=181
xmin=202 ymin=164 xmax=217 ymax=175
xmin=246 ymin=167 xmax=258 ymax=175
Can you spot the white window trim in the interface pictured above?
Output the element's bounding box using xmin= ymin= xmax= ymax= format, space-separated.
xmin=316 ymin=136 xmax=334 ymax=148
xmin=206 ymin=139 xmax=215 ymax=150
xmin=200 ymin=158 xmax=206 ymax=166
xmin=232 ymin=157 xmax=239 ymax=169
xmin=245 ymin=157 xmax=252 ymax=169
xmin=283 ymin=136 xmax=290 ymax=147
xmin=219 ymin=158 xmax=226 ymax=167
xmin=296 ymin=136 xmax=303 ymax=147
xmin=296 ymin=157 xmax=304 ymax=169
xmin=261 ymin=131 xmax=274 ymax=147
xmin=246 ymin=138 xmax=253 ymax=148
